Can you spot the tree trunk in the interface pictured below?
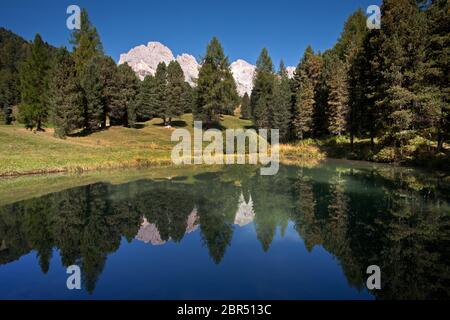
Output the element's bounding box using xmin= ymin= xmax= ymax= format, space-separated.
xmin=350 ymin=133 xmax=354 ymax=152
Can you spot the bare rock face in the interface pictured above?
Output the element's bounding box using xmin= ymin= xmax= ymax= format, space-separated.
xmin=176 ymin=53 xmax=199 ymax=86
xmin=234 ymin=192 xmax=255 ymax=227
xmin=286 ymin=66 xmax=296 ymax=79
xmin=119 ymin=42 xmax=174 ymax=80
xmin=230 ymin=59 xmax=256 ymax=97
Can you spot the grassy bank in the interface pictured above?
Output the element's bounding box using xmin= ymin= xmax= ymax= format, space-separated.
xmin=299 ymin=136 xmax=450 ymax=172
xmin=1 ymin=114 xmax=325 ymax=176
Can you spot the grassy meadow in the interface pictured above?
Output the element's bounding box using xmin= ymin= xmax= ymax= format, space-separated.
xmin=1 ymin=113 xmax=325 ymax=177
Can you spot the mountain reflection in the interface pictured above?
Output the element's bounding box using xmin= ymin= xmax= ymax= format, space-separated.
xmin=0 ymin=164 xmax=449 ymax=299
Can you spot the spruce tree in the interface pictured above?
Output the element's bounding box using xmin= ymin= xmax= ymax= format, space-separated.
xmin=111 ymin=63 xmax=139 ymax=126
xmin=0 ymin=28 xmax=29 ymax=124
xmin=194 ymin=37 xmax=238 ymax=125
xmin=273 ymin=61 xmax=292 ymax=142
xmin=70 ymin=9 xmax=103 ymax=77
xmin=49 ymin=47 xmax=84 ymax=138
xmin=250 ymin=48 xmax=275 ymax=129
xmin=80 ymin=57 xmax=103 ymax=131
xmin=240 ymin=93 xmax=251 ymax=119
xmin=19 ymin=34 xmax=50 ymax=131
xmin=326 ymin=57 xmax=349 ymax=136
xmin=165 ymin=60 xmax=185 ymax=125
xmin=425 ymin=0 xmax=450 ymax=150
xmin=294 ymin=75 xmax=315 ymax=140
xmin=134 ymin=74 xmax=157 ymax=121
xmin=154 ymin=62 xmax=168 ymax=124
xmin=293 ymin=46 xmax=324 ymax=137
xmin=376 ymin=0 xmax=428 ymax=149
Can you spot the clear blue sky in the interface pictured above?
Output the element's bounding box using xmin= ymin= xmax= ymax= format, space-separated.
xmin=0 ymin=0 xmax=381 ymax=67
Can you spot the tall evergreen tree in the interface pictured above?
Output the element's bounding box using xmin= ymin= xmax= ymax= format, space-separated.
xmin=294 ymin=75 xmax=315 ymax=140
xmin=376 ymin=0 xmax=429 ymax=149
xmin=250 ymin=48 xmax=276 ymax=129
xmin=240 ymin=93 xmax=251 ymax=119
xmin=134 ymin=74 xmax=157 ymax=121
xmin=292 ymin=46 xmax=326 ymax=136
xmin=326 ymin=57 xmax=349 ymax=136
xmin=292 ymin=46 xmax=322 ymax=139
xmin=165 ymin=60 xmax=185 ymax=125
xmin=111 ymin=63 xmax=139 ymax=126
xmin=80 ymin=57 xmax=103 ymax=131
xmin=70 ymin=9 xmax=103 ymax=77
xmin=19 ymin=34 xmax=50 ymax=131
xmin=424 ymin=0 xmax=450 ymax=150
xmin=0 ymin=28 xmax=29 ymax=124
xmin=194 ymin=37 xmax=238 ymax=125
xmin=154 ymin=62 xmax=168 ymax=124
xmin=273 ymin=61 xmax=292 ymax=142
xmin=49 ymin=47 xmax=84 ymax=138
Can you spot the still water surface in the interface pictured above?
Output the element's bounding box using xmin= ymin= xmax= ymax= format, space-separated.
xmin=0 ymin=161 xmax=449 ymax=299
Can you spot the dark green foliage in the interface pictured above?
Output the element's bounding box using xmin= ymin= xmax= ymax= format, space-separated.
xmin=273 ymin=61 xmax=292 ymax=142
xmin=70 ymin=9 xmax=103 ymax=77
xmin=240 ymin=93 xmax=251 ymax=119
xmin=293 ymin=75 xmax=315 ymax=139
xmin=0 ymin=28 xmax=29 ymax=124
xmin=154 ymin=62 xmax=168 ymax=124
xmin=376 ymin=0 xmax=429 ymax=148
xmin=49 ymin=47 xmax=84 ymax=138
xmin=19 ymin=34 xmax=50 ymax=131
xmin=111 ymin=63 xmax=139 ymax=126
xmin=292 ymin=46 xmax=323 ymax=139
xmin=80 ymin=57 xmax=104 ymax=131
xmin=250 ymin=48 xmax=276 ymax=129
xmin=424 ymin=0 xmax=450 ymax=149
xmin=165 ymin=61 xmax=186 ymax=124
xmin=326 ymin=57 xmax=349 ymax=136
xmin=194 ymin=37 xmax=238 ymax=125
xmin=134 ymin=74 xmax=157 ymax=121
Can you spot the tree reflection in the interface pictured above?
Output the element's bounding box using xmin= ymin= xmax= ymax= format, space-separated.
xmin=0 ymin=164 xmax=448 ymax=298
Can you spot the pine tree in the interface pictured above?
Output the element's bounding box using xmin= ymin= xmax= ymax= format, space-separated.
xmin=134 ymin=74 xmax=157 ymax=121
xmin=0 ymin=28 xmax=29 ymax=124
xmin=250 ymin=48 xmax=275 ymax=129
xmin=165 ymin=60 xmax=185 ymax=125
xmin=273 ymin=61 xmax=292 ymax=142
xmin=294 ymin=75 xmax=315 ymax=140
xmin=326 ymin=57 xmax=349 ymax=136
xmin=70 ymin=9 xmax=103 ymax=77
xmin=49 ymin=47 xmax=84 ymax=138
xmin=154 ymin=62 xmax=168 ymax=124
xmin=80 ymin=58 xmax=103 ymax=131
xmin=293 ymin=46 xmax=324 ymax=137
xmin=333 ymin=9 xmax=367 ymax=146
xmin=240 ymin=93 xmax=251 ymax=119
xmin=425 ymin=0 xmax=450 ymax=150
xmin=111 ymin=63 xmax=139 ymax=126
xmin=19 ymin=34 xmax=50 ymax=131
xmin=376 ymin=0 xmax=428 ymax=150
xmin=194 ymin=37 xmax=238 ymax=125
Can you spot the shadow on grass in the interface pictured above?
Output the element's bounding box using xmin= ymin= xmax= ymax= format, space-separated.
xmin=152 ymin=120 xmax=188 ymax=128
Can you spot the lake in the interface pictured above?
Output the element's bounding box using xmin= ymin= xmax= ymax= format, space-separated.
xmin=0 ymin=160 xmax=449 ymax=299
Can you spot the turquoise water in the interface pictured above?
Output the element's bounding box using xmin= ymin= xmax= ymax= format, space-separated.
xmin=0 ymin=161 xmax=449 ymax=299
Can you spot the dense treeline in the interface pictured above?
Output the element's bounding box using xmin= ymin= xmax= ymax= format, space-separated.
xmin=0 ymin=1 xmax=448 ymax=166
xmin=0 ymin=9 xmax=194 ymax=137
xmin=248 ymin=0 xmax=449 ymax=164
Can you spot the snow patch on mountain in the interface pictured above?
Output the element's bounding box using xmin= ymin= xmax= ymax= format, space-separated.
xmin=230 ymin=59 xmax=256 ymax=96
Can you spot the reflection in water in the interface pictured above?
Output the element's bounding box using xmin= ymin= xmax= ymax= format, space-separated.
xmin=0 ymin=163 xmax=449 ymax=299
